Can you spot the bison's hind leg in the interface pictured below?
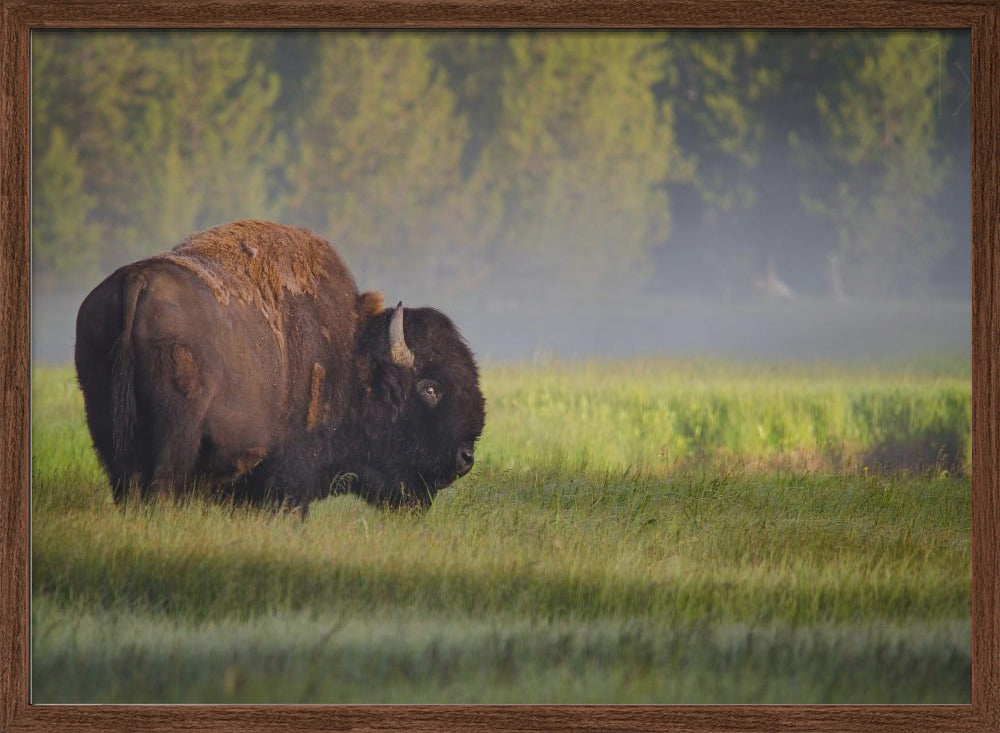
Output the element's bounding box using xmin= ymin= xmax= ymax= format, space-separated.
xmin=140 ymin=344 xmax=218 ymax=501
xmin=147 ymin=424 xmax=204 ymax=502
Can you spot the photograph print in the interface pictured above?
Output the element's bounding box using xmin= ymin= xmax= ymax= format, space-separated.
xmin=31 ymin=29 xmax=971 ymax=703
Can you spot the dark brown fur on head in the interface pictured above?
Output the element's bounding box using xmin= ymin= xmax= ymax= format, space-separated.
xmin=348 ymin=305 xmax=485 ymax=508
xmin=357 ymin=291 xmax=386 ymax=320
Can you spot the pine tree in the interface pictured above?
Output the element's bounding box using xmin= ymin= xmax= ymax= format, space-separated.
xmin=32 ymin=31 xmax=139 ymax=286
xmin=793 ymin=32 xmax=952 ymax=297
xmin=475 ymin=32 xmax=692 ymax=295
xmin=284 ymin=32 xmax=472 ymax=292
xmin=104 ymin=32 xmax=284 ymax=258
xmin=32 ymin=31 xmax=285 ymax=280
xmin=663 ymin=31 xmax=789 ymax=296
xmin=32 ymin=126 xmax=102 ymax=289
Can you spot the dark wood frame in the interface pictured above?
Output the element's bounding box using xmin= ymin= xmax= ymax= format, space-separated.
xmin=1 ymin=1 xmax=996 ymax=731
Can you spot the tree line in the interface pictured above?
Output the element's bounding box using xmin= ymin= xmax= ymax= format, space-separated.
xmin=32 ymin=30 xmax=970 ymax=300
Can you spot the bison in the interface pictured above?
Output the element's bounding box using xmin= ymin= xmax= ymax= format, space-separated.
xmin=74 ymin=220 xmax=485 ymax=511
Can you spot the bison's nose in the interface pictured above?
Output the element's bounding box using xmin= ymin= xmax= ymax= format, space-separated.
xmin=456 ymin=445 xmax=475 ymax=477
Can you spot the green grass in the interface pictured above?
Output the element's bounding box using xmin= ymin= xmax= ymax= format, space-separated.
xmin=31 ymin=360 xmax=972 ymax=703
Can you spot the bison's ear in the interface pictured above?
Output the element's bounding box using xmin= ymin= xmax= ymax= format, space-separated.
xmin=358 ymin=291 xmax=385 ymax=320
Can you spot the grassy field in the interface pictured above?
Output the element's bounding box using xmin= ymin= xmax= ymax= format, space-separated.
xmin=31 ymin=359 xmax=972 ymax=703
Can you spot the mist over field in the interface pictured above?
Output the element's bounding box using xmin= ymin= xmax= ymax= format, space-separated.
xmin=33 ymin=289 xmax=971 ymax=366
xmin=31 ymin=30 xmax=972 ymax=704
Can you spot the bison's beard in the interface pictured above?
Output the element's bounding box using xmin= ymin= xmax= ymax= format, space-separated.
xmin=348 ymin=464 xmax=451 ymax=510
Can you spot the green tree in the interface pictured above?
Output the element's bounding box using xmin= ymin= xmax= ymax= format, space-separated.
xmin=103 ymin=33 xmax=284 ymax=257
xmin=662 ymin=31 xmax=791 ymax=295
xmin=431 ymin=32 xmax=510 ymax=176
xmin=284 ymin=32 xmax=473 ymax=290
xmin=475 ymin=32 xmax=692 ymax=294
xmin=32 ymin=126 xmax=102 ymax=288
xmin=671 ymin=31 xmax=780 ymax=214
xmin=792 ymin=32 xmax=952 ymax=297
xmin=32 ymin=31 xmax=139 ymax=287
xmin=32 ymin=31 xmax=284 ymax=280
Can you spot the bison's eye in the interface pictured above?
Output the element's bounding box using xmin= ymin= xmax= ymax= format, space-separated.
xmin=417 ymin=379 xmax=442 ymax=407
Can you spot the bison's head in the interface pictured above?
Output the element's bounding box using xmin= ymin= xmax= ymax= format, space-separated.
xmin=354 ymin=302 xmax=485 ymax=508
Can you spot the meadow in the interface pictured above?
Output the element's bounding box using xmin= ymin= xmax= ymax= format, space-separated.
xmin=31 ymin=358 xmax=972 ymax=703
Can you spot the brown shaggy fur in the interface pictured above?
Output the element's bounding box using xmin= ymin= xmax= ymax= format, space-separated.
xmin=233 ymin=446 xmax=267 ymax=480
xmin=172 ymin=345 xmax=199 ymax=398
xmin=152 ymin=220 xmax=330 ymax=346
xmin=357 ymin=291 xmax=386 ymax=320
xmin=306 ymin=362 xmax=328 ymax=432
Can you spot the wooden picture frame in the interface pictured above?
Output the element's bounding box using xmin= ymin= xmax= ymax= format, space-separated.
xmin=2 ymin=1 xmax=996 ymax=730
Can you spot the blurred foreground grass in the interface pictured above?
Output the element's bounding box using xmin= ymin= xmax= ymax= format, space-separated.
xmin=32 ymin=361 xmax=971 ymax=703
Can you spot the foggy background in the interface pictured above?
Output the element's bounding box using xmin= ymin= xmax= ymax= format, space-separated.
xmin=31 ymin=30 xmax=971 ymax=365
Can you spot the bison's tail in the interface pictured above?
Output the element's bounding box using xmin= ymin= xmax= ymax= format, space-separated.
xmin=110 ymin=272 xmax=146 ymax=466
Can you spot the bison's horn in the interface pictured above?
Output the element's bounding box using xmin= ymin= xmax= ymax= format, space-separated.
xmin=389 ymin=301 xmax=415 ymax=368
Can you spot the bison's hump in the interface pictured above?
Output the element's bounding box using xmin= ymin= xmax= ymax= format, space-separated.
xmin=160 ymin=220 xmax=333 ymax=302
xmin=148 ymin=220 xmax=348 ymax=345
